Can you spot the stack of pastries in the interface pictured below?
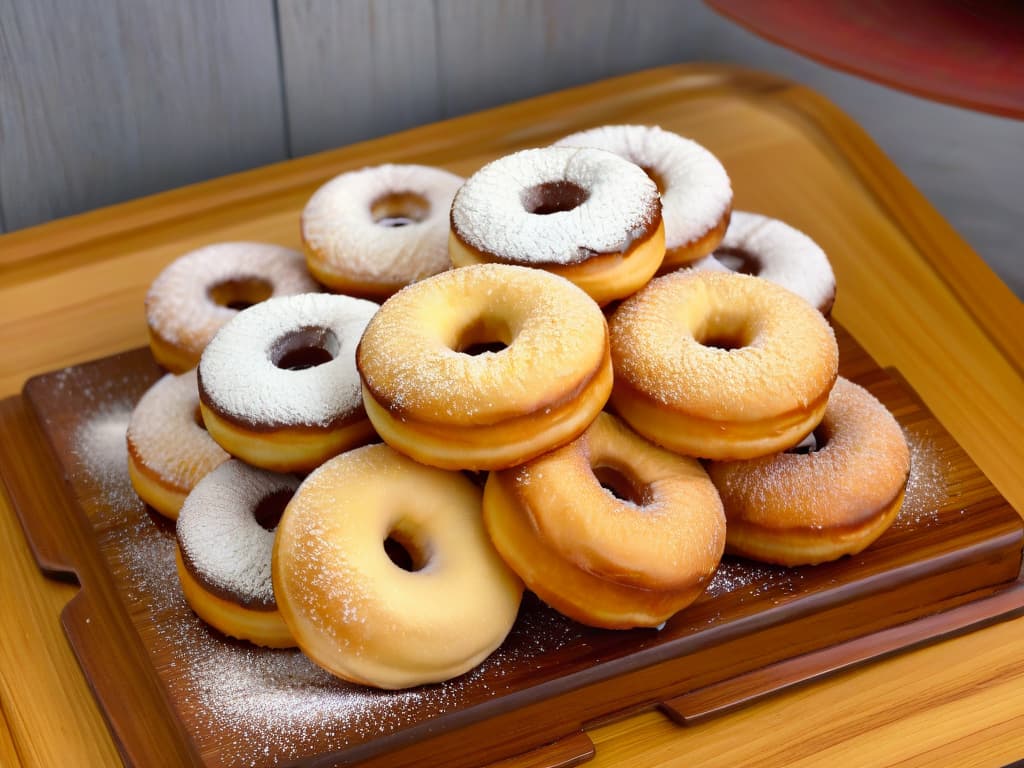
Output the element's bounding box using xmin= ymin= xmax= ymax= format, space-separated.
xmin=126 ymin=126 xmax=909 ymax=690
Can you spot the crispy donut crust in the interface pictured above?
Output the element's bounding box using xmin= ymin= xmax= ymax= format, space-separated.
xmin=272 ymin=444 xmax=523 ymax=689
xmin=708 ymin=377 xmax=911 ymax=566
xmin=609 ymin=271 xmax=838 ymax=460
xmin=357 ymin=263 xmax=613 ymax=470
xmin=176 ymin=548 xmax=294 ymax=648
xmin=483 ymin=413 xmax=725 ymax=629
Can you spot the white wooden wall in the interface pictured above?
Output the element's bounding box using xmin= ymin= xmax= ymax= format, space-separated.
xmin=2 ymin=0 xmax=1021 ymax=295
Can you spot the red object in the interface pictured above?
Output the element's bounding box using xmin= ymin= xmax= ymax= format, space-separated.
xmin=707 ymin=0 xmax=1024 ymax=118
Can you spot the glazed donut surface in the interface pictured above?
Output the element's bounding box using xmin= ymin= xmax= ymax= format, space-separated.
xmin=272 ymin=443 xmax=523 ymax=689
xmin=302 ymin=164 xmax=465 ymax=300
xmin=609 ymin=271 xmax=839 ymax=460
xmin=555 ymin=124 xmax=732 ymax=270
xmin=198 ymin=293 xmax=379 ymax=472
xmin=357 ymin=263 xmax=613 ymax=470
xmin=126 ymin=368 xmax=229 ymax=519
xmin=146 ymin=242 xmax=319 ymax=373
xmin=449 ymin=147 xmax=665 ymax=304
xmin=691 ymin=211 xmax=836 ymax=315
xmin=484 ymin=412 xmax=725 ymax=628
xmin=176 ymin=460 xmax=298 ymax=647
xmin=708 ymin=377 xmax=910 ymax=566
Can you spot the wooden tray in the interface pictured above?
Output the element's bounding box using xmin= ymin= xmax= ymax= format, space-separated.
xmin=1 ymin=323 xmax=1022 ymax=768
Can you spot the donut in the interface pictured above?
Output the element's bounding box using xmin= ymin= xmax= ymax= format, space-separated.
xmin=198 ymin=293 xmax=379 ymax=472
xmin=146 ymin=242 xmax=319 ymax=373
xmin=126 ymin=368 xmax=229 ymax=519
xmin=688 ymin=211 xmax=836 ymax=315
xmin=608 ymin=271 xmax=839 ymax=460
xmin=175 ymin=460 xmax=298 ymax=647
xmin=448 ymin=146 xmax=665 ymax=305
xmin=554 ymin=125 xmax=732 ymax=271
xmin=707 ymin=378 xmax=910 ymax=566
xmin=357 ymin=263 xmax=613 ymax=470
xmin=483 ymin=412 xmax=725 ymax=629
xmin=301 ymin=164 xmax=465 ymax=300
xmin=272 ymin=443 xmax=523 ymax=689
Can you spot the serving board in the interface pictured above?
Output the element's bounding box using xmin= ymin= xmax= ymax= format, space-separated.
xmin=1 ymin=323 xmax=1021 ymax=768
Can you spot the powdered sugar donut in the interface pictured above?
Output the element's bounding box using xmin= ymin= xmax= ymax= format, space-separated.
xmin=707 ymin=378 xmax=910 ymax=566
xmin=554 ymin=125 xmax=732 ymax=271
xmin=146 ymin=242 xmax=320 ymax=373
xmin=449 ymin=147 xmax=665 ymax=305
xmin=127 ymin=368 xmax=229 ymax=519
xmin=689 ymin=211 xmax=836 ymax=314
xmin=176 ymin=460 xmax=298 ymax=647
xmin=198 ymin=293 xmax=379 ymax=472
xmin=302 ymin=164 xmax=465 ymax=300
xmin=609 ymin=271 xmax=839 ymax=460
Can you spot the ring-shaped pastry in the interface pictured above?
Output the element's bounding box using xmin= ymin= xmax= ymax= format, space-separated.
xmin=484 ymin=413 xmax=725 ymax=628
xmin=609 ymin=271 xmax=838 ymax=460
xmin=357 ymin=263 xmax=613 ymax=470
xmin=707 ymin=377 xmax=910 ymax=566
xmin=448 ymin=147 xmax=665 ymax=305
xmin=272 ymin=443 xmax=523 ymax=689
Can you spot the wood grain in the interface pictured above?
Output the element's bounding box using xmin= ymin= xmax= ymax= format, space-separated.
xmin=3 ymin=327 xmax=1020 ymax=768
xmin=0 ymin=64 xmax=1021 ymax=768
xmin=0 ymin=0 xmax=286 ymax=230
xmin=278 ymin=0 xmax=442 ymax=156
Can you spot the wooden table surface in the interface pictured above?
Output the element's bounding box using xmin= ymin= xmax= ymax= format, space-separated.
xmin=1 ymin=63 xmax=1022 ymax=768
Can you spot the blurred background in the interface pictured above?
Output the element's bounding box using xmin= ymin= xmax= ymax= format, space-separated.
xmin=1 ymin=0 xmax=1020 ymax=296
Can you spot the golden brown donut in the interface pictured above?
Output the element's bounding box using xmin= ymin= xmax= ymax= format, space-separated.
xmin=357 ymin=263 xmax=613 ymax=470
xmin=554 ymin=124 xmax=732 ymax=271
xmin=484 ymin=412 xmax=725 ymax=629
xmin=175 ymin=460 xmax=297 ymax=647
xmin=448 ymin=147 xmax=665 ymax=305
xmin=145 ymin=242 xmax=319 ymax=373
xmin=126 ymin=368 xmax=229 ymax=519
xmin=608 ymin=271 xmax=839 ymax=460
xmin=707 ymin=377 xmax=910 ymax=566
xmin=198 ymin=293 xmax=379 ymax=472
xmin=272 ymin=444 xmax=523 ymax=689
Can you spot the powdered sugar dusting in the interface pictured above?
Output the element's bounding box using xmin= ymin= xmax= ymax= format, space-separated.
xmin=302 ymin=164 xmax=464 ymax=286
xmin=451 ymin=146 xmax=659 ymax=265
xmin=892 ymin=429 xmax=947 ymax=530
xmin=177 ymin=461 xmax=299 ymax=607
xmin=555 ymin=124 xmax=732 ymax=250
xmin=146 ymin=242 xmax=319 ymax=356
xmin=127 ymin=369 xmax=229 ymax=494
xmin=199 ymin=293 xmax=378 ymax=428
xmin=691 ymin=211 xmax=836 ymax=313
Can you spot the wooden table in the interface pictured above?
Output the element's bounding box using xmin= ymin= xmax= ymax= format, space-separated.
xmin=1 ymin=63 xmax=1022 ymax=768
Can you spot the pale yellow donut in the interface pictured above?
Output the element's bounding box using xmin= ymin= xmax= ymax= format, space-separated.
xmin=708 ymin=377 xmax=910 ymax=566
xmin=608 ymin=271 xmax=838 ymax=460
xmin=272 ymin=444 xmax=523 ymax=689
xmin=484 ymin=413 xmax=725 ymax=629
xmin=357 ymin=263 xmax=613 ymax=470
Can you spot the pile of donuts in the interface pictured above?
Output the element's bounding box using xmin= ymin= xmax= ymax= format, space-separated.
xmin=126 ymin=125 xmax=910 ymax=691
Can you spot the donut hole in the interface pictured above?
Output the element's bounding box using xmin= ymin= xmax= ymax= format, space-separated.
xmin=371 ymin=192 xmax=430 ymax=228
xmin=714 ymin=247 xmax=762 ymax=276
xmin=208 ymin=277 xmax=274 ymax=311
xmin=271 ymin=326 xmax=339 ymax=371
xmin=694 ymin=315 xmax=752 ymax=351
xmin=788 ymin=426 xmax=829 ymax=454
xmin=452 ymin=315 xmax=511 ymax=356
xmin=383 ymin=527 xmax=430 ymax=572
xmin=593 ymin=463 xmax=649 ymax=506
xmin=522 ymin=181 xmax=589 ymax=215
xmin=640 ymin=165 xmax=667 ymax=195
xmin=252 ymin=488 xmax=293 ymax=531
